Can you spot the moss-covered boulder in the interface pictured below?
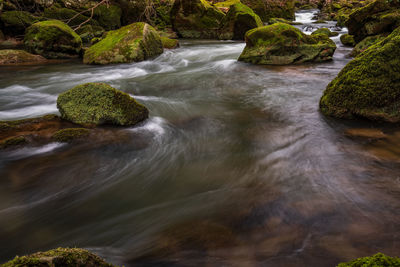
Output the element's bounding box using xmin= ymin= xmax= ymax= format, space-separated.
xmin=161 ymin=37 xmax=179 ymax=49
xmin=311 ymin=27 xmax=339 ymax=37
xmin=76 ymin=25 xmax=105 ymax=44
xmin=238 ymin=23 xmax=336 ymax=65
xmin=219 ymin=2 xmax=263 ymax=40
xmin=241 ymin=0 xmax=295 ymax=22
xmin=0 ymin=49 xmax=46 ymax=65
xmin=0 ymin=11 xmax=41 ymax=35
xmin=170 ymin=0 xmax=225 ymax=39
xmin=350 ymin=34 xmax=386 ymax=56
xmin=93 ymin=4 xmax=122 ymax=30
xmin=346 ymin=0 xmax=400 ymax=42
xmin=340 ymin=33 xmax=356 ymax=46
xmin=24 ymin=20 xmax=82 ymax=59
xmin=52 ymin=128 xmax=91 ymax=142
xmin=2 ymin=247 xmax=115 ymax=266
xmin=337 ymin=253 xmax=400 ymax=267
xmin=83 ymin=22 xmax=163 ymax=65
xmin=57 ymin=83 xmax=149 ymax=126
xmin=320 ymin=27 xmax=400 ymax=122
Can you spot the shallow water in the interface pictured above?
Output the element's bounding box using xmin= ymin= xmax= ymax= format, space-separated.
xmin=0 ymin=12 xmax=399 ymax=266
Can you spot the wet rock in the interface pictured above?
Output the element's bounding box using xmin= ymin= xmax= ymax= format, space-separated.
xmin=52 ymin=128 xmax=91 ymax=143
xmin=0 ymin=136 xmax=27 ymax=149
xmin=171 ymin=0 xmax=225 ymax=39
xmin=24 ymin=20 xmax=82 ymax=59
xmin=219 ymin=2 xmax=263 ymax=40
xmin=57 ymin=83 xmax=149 ymax=126
xmin=340 ymin=33 xmax=355 ymax=46
xmin=311 ymin=27 xmax=339 ymax=37
xmin=83 ymin=22 xmax=163 ymax=65
xmin=350 ymin=34 xmax=386 ymax=56
xmin=320 ymin=27 xmax=400 ymax=122
xmin=238 ymin=23 xmax=336 ymax=65
xmin=0 ymin=11 xmax=41 ymax=36
xmin=0 ymin=49 xmax=46 ymax=65
xmin=346 ymin=0 xmax=400 ymax=43
xmin=161 ymin=37 xmax=180 ymax=49
xmin=337 ymin=253 xmax=400 ymax=267
xmin=2 ymin=247 xmax=115 ymax=266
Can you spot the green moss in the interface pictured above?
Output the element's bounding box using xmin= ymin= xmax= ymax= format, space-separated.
xmin=337 ymin=253 xmax=400 ymax=267
xmin=52 ymin=128 xmax=90 ymax=142
xmin=268 ymin=17 xmax=302 ymax=25
xmin=1 ymin=247 xmax=115 ymax=266
xmin=24 ymin=20 xmax=82 ymax=59
xmin=83 ymin=22 xmax=163 ymax=65
xmin=311 ymin=28 xmax=339 ymax=37
xmin=0 ymin=136 xmax=27 ymax=149
xmin=43 ymin=6 xmax=96 ymax=27
xmin=0 ymin=11 xmax=41 ymax=35
xmin=320 ymin=27 xmax=400 ymax=122
xmin=340 ymin=33 xmax=356 ymax=46
xmin=57 ymin=83 xmax=149 ymax=126
xmin=219 ymin=2 xmax=263 ymax=40
xmin=241 ymin=0 xmax=295 ymax=21
xmin=0 ymin=49 xmax=45 ymax=64
xmin=76 ymin=25 xmax=105 ymax=44
xmin=93 ymin=4 xmax=122 ymax=30
xmin=161 ymin=37 xmax=179 ymax=49
xmin=214 ymin=0 xmax=241 ymax=8
xmin=238 ymin=23 xmax=336 ymax=65
xmin=350 ymin=34 xmax=386 ymax=56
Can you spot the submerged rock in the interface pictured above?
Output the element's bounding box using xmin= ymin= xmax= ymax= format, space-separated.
xmin=0 ymin=136 xmax=27 ymax=149
xmin=2 ymin=247 xmax=115 ymax=266
xmin=320 ymin=27 xmax=400 ymax=122
xmin=57 ymin=83 xmax=149 ymax=126
xmin=238 ymin=23 xmax=336 ymax=65
xmin=170 ymin=0 xmax=225 ymax=39
xmin=219 ymin=2 xmax=263 ymax=40
xmin=311 ymin=27 xmax=339 ymax=37
xmin=24 ymin=20 xmax=82 ymax=59
xmin=340 ymin=33 xmax=356 ymax=47
xmin=0 ymin=49 xmax=46 ymax=65
xmin=346 ymin=0 xmax=400 ymax=43
xmin=337 ymin=253 xmax=400 ymax=267
xmin=83 ymin=22 xmax=163 ymax=65
xmin=52 ymin=128 xmax=91 ymax=143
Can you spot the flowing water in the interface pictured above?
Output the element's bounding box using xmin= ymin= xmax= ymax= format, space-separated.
xmin=0 ymin=11 xmax=399 ymax=267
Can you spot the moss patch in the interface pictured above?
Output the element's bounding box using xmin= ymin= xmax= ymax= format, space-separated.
xmin=24 ymin=20 xmax=82 ymax=59
xmin=57 ymin=83 xmax=149 ymax=126
xmin=311 ymin=27 xmax=339 ymax=37
xmin=320 ymin=27 xmax=400 ymax=122
xmin=161 ymin=37 xmax=179 ymax=49
xmin=340 ymin=33 xmax=356 ymax=46
xmin=350 ymin=34 xmax=387 ymax=56
xmin=337 ymin=253 xmax=400 ymax=267
xmin=2 ymin=247 xmax=115 ymax=266
xmin=238 ymin=23 xmax=336 ymax=65
xmin=83 ymin=22 xmax=163 ymax=65
xmin=52 ymin=128 xmax=91 ymax=142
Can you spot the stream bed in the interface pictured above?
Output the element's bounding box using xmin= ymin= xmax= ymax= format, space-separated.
xmin=0 ymin=10 xmax=399 ymax=267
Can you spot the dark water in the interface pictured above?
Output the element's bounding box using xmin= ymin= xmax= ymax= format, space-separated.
xmin=0 ymin=11 xmax=399 ymax=266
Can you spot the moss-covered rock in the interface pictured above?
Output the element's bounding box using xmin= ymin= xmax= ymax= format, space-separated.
xmin=170 ymin=0 xmax=225 ymax=39
xmin=320 ymin=27 xmax=400 ymax=122
xmin=268 ymin=17 xmax=302 ymax=25
xmin=76 ymin=25 xmax=105 ymax=44
xmin=161 ymin=37 xmax=179 ymax=49
xmin=0 ymin=11 xmax=41 ymax=35
xmin=346 ymin=0 xmax=400 ymax=42
xmin=311 ymin=27 xmax=339 ymax=37
xmin=241 ymin=0 xmax=295 ymax=22
xmin=0 ymin=136 xmax=27 ymax=149
xmin=337 ymin=253 xmax=400 ymax=267
xmin=219 ymin=2 xmax=263 ymax=40
xmin=93 ymin=4 xmax=122 ymax=30
xmin=52 ymin=128 xmax=91 ymax=142
xmin=350 ymin=34 xmax=386 ymax=56
xmin=24 ymin=20 xmax=82 ymax=59
xmin=2 ymin=247 xmax=115 ymax=266
xmin=238 ymin=22 xmax=336 ymax=65
xmin=57 ymin=83 xmax=149 ymax=126
xmin=43 ymin=6 xmax=95 ymax=27
xmin=340 ymin=33 xmax=355 ymax=46
xmin=83 ymin=22 xmax=163 ymax=65
xmin=0 ymin=49 xmax=46 ymax=65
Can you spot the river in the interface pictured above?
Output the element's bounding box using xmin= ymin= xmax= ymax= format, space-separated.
xmin=0 ymin=10 xmax=399 ymax=267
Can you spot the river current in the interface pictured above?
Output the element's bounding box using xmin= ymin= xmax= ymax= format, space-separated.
xmin=0 ymin=10 xmax=399 ymax=267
